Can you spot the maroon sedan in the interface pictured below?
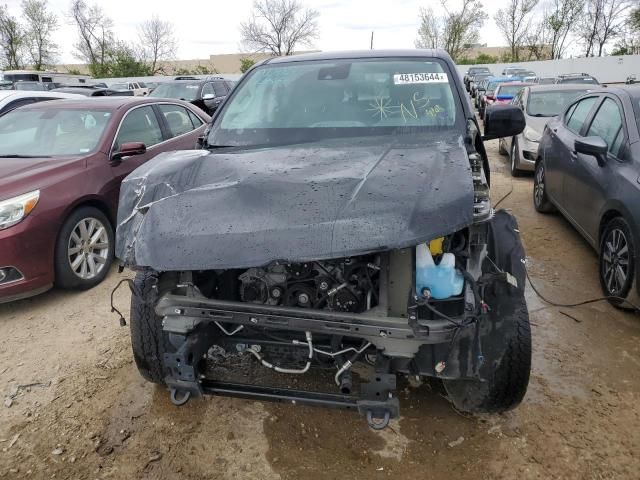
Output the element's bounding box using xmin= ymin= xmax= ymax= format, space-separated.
xmin=0 ymin=97 xmax=210 ymax=302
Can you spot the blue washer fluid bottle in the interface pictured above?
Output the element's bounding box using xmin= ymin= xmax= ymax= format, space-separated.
xmin=415 ymin=243 xmax=464 ymax=300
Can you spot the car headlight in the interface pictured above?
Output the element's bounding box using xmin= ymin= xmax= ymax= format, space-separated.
xmin=0 ymin=190 xmax=40 ymax=230
xmin=524 ymin=126 xmax=542 ymax=143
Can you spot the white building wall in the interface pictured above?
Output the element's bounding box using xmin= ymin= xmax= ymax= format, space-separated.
xmin=456 ymin=55 xmax=640 ymax=84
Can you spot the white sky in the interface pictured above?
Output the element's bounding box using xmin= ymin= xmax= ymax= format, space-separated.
xmin=3 ymin=0 xmax=544 ymax=63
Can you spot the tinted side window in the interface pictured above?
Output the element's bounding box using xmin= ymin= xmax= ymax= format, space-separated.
xmin=587 ymin=98 xmax=624 ymax=156
xmin=159 ymin=104 xmax=196 ymax=137
xmin=202 ymin=83 xmax=214 ymax=97
xmin=187 ymin=109 xmax=204 ymax=127
xmin=566 ymin=97 xmax=597 ymax=133
xmin=213 ymin=81 xmax=228 ymax=97
xmin=1 ymin=98 xmax=37 ymax=114
xmin=114 ymin=106 xmax=163 ymax=149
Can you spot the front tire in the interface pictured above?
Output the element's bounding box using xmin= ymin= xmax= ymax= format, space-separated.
xmin=54 ymin=206 xmax=114 ymax=289
xmin=443 ymin=297 xmax=531 ymax=413
xmin=510 ymin=138 xmax=524 ymax=177
xmin=533 ymin=161 xmax=555 ymax=213
xmin=599 ymin=217 xmax=638 ymax=310
xmin=130 ymin=270 xmax=170 ymax=384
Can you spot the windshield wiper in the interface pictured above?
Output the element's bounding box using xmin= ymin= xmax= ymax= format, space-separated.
xmin=0 ymin=154 xmax=51 ymax=158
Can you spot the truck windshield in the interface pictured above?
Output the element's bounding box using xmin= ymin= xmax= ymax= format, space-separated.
xmin=209 ymin=58 xmax=462 ymax=147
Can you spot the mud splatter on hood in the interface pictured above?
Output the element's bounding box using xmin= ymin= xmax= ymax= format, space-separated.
xmin=115 ymin=135 xmax=475 ymax=270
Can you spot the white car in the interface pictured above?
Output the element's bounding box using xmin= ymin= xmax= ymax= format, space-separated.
xmin=109 ymin=81 xmax=150 ymax=96
xmin=498 ymin=84 xmax=593 ymax=176
xmin=0 ymin=90 xmax=85 ymax=116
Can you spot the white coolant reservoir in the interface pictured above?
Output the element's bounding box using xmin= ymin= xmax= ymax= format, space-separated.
xmin=415 ymin=244 xmax=464 ymax=300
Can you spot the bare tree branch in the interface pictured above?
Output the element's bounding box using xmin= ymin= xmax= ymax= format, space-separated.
xmin=138 ymin=15 xmax=177 ymax=74
xmin=579 ymin=0 xmax=630 ymax=56
xmin=69 ymin=0 xmax=114 ymax=76
xmin=240 ymin=0 xmax=319 ymax=56
xmin=0 ymin=5 xmax=25 ymax=70
xmin=494 ymin=0 xmax=539 ymax=61
xmin=22 ymin=0 xmax=59 ymax=70
xmin=415 ymin=0 xmax=488 ymax=61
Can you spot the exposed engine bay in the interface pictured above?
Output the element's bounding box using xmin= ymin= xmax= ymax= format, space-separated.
xmin=237 ymin=256 xmax=380 ymax=313
xmin=127 ymin=212 xmax=529 ymax=430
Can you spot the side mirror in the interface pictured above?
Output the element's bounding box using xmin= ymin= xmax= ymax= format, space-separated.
xmin=482 ymin=104 xmax=525 ymax=141
xmin=202 ymin=93 xmax=215 ymax=101
xmin=112 ymin=142 xmax=146 ymax=161
xmin=575 ymin=136 xmax=608 ymax=167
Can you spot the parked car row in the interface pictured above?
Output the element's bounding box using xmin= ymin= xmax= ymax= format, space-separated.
xmin=464 ymin=67 xmax=600 ymax=95
xmin=467 ymin=65 xmax=640 ymax=310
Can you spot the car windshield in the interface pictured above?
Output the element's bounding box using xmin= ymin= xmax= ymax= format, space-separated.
xmin=150 ymin=82 xmax=201 ymax=101
xmin=496 ymin=85 xmax=525 ymax=97
xmin=209 ymin=58 xmax=461 ymax=147
xmin=527 ymin=89 xmax=591 ymax=117
xmin=0 ymin=108 xmax=112 ymax=157
xmin=487 ymin=81 xmax=505 ymax=92
xmin=110 ymin=83 xmax=128 ymax=90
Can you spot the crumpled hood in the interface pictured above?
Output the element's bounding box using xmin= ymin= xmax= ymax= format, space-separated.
xmin=116 ymin=135 xmax=475 ymax=270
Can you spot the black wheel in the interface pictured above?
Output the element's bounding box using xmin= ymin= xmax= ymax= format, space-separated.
xmin=55 ymin=206 xmax=114 ymax=289
xmin=130 ymin=270 xmax=173 ymax=384
xmin=599 ymin=217 xmax=638 ymax=309
xmin=498 ymin=138 xmax=507 ymax=156
xmin=443 ymin=297 xmax=531 ymax=413
xmin=533 ymin=160 xmax=555 ymax=213
xmin=510 ymin=138 xmax=524 ymax=177
xmin=443 ymin=211 xmax=531 ymax=413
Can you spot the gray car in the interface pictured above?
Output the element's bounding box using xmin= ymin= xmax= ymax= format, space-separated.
xmin=533 ymin=86 xmax=640 ymax=307
xmin=500 ymin=84 xmax=593 ymax=176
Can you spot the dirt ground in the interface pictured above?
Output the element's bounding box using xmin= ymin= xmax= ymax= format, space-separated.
xmin=1 ymin=139 xmax=639 ymax=480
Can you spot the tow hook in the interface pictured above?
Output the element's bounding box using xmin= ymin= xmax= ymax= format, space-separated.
xmin=366 ymin=410 xmax=391 ymax=430
xmin=170 ymin=388 xmax=192 ymax=406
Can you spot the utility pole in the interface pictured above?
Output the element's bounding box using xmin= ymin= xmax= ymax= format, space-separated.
xmin=370 ymin=31 xmax=374 ymax=50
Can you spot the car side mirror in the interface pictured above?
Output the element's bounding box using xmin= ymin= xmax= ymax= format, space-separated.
xmin=112 ymin=142 xmax=146 ymax=161
xmin=202 ymin=93 xmax=215 ymax=101
xmin=575 ymin=136 xmax=608 ymax=167
xmin=482 ymin=104 xmax=525 ymax=141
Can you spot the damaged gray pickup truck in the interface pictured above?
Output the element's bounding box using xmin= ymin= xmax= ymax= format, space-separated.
xmin=116 ymin=50 xmax=530 ymax=429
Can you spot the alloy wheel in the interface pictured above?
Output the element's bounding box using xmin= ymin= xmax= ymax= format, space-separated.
xmin=602 ymin=228 xmax=630 ymax=295
xmin=67 ymin=217 xmax=110 ymax=280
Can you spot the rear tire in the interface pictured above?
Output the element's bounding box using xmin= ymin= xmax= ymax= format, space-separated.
xmin=599 ymin=217 xmax=639 ymax=310
xmin=130 ymin=270 xmax=170 ymax=384
xmin=533 ymin=160 xmax=555 ymax=213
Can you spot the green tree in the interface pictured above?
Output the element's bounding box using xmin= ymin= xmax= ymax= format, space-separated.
xmin=240 ymin=57 xmax=256 ymax=73
xmin=106 ymin=43 xmax=151 ymax=77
